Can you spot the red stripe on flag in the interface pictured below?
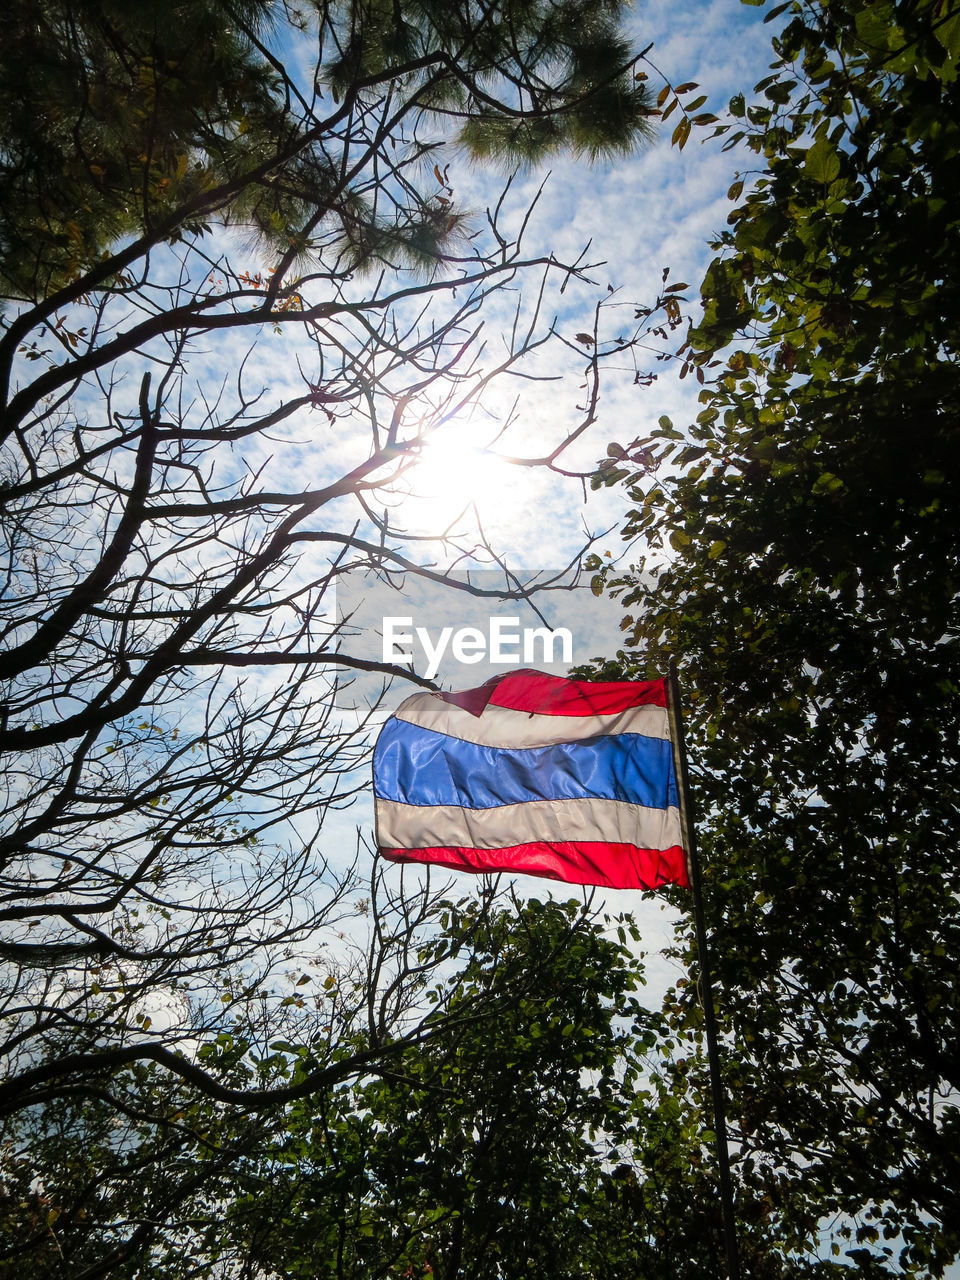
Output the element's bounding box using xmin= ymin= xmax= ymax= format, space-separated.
xmin=489 ymin=670 xmax=668 ymax=717
xmin=382 ymin=839 xmax=689 ymax=891
xmin=437 ymin=670 xmax=667 ymax=718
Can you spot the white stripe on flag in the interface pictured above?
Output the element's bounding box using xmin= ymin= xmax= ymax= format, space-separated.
xmin=375 ymin=795 xmax=683 ymax=852
xmin=392 ymin=692 xmax=670 ymax=750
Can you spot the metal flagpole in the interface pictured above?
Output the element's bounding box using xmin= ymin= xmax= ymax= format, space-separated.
xmin=667 ymin=659 xmax=741 ymax=1280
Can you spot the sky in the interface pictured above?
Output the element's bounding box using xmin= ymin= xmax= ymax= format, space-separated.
xmin=4 ymin=0 xmax=784 ymax=1002
xmin=385 ymin=0 xmax=775 ymax=568
xmin=8 ymin=0 xmax=776 ymax=1067
xmin=295 ymin=0 xmax=782 ymax=1005
xmin=95 ymin=0 xmax=783 ymax=1081
xmin=29 ymin=0 xmax=781 ymax=1001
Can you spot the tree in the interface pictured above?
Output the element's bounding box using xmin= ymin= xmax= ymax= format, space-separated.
xmin=589 ymin=0 xmax=960 ymax=1273
xmin=216 ymin=895 xmax=663 ymax=1280
xmin=0 ymin=0 xmax=290 ymax=298
xmin=9 ymin=885 xmax=647 ymax=1274
xmin=3 ymin=893 xmax=809 ymax=1280
xmin=0 ymin=0 xmax=675 ymax=1268
xmin=0 ymin=0 xmax=654 ymax=301
xmin=2 ymin=890 xmax=851 ymax=1279
xmin=0 ymin=893 xmax=700 ymax=1278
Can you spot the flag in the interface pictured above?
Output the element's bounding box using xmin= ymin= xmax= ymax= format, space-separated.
xmin=373 ymin=669 xmax=689 ymax=891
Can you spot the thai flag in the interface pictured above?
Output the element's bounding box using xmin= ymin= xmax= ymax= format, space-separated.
xmin=373 ymin=669 xmax=689 ymax=891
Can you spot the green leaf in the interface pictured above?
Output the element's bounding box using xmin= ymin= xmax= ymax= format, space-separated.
xmin=811 ymin=471 xmax=845 ymax=495
xmin=804 ymin=136 xmax=841 ymax=183
xmin=934 ymin=7 xmax=960 ymax=61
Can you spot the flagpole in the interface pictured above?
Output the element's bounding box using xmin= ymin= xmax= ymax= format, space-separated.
xmin=667 ymin=660 xmax=741 ymax=1280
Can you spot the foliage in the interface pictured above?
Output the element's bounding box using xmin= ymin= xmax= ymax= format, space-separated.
xmin=0 ymin=0 xmax=655 ymax=299
xmin=220 ymin=896 xmax=660 ymax=1280
xmin=588 ymin=0 xmax=960 ymax=1274
xmin=0 ymin=897 xmax=730 ymax=1278
xmin=0 ymin=0 xmax=288 ymax=297
xmin=0 ymin=1070 xmax=250 ymax=1278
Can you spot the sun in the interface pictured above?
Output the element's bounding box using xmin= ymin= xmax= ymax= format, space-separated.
xmin=402 ymin=428 xmax=515 ymax=528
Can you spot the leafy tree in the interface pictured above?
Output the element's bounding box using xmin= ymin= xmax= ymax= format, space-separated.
xmin=0 ymin=895 xmax=692 ymax=1278
xmin=5 ymin=894 xmax=811 ymax=1279
xmin=219 ymin=896 xmax=661 ymax=1280
xmin=0 ymin=0 xmax=653 ymax=300
xmin=589 ymin=0 xmax=960 ymax=1274
xmin=0 ymin=1068 xmax=257 ymax=1278
xmin=0 ymin=0 xmax=289 ymax=297
xmin=0 ymin=0 xmax=677 ymax=1270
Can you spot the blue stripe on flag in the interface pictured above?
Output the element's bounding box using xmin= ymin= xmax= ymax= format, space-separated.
xmin=373 ymin=720 xmax=678 ymax=811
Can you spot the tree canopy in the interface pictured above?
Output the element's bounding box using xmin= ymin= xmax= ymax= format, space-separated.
xmin=589 ymin=0 xmax=960 ymax=1273
xmin=0 ymin=0 xmax=654 ymax=299
xmin=2 ymin=894 xmax=666 ymax=1277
